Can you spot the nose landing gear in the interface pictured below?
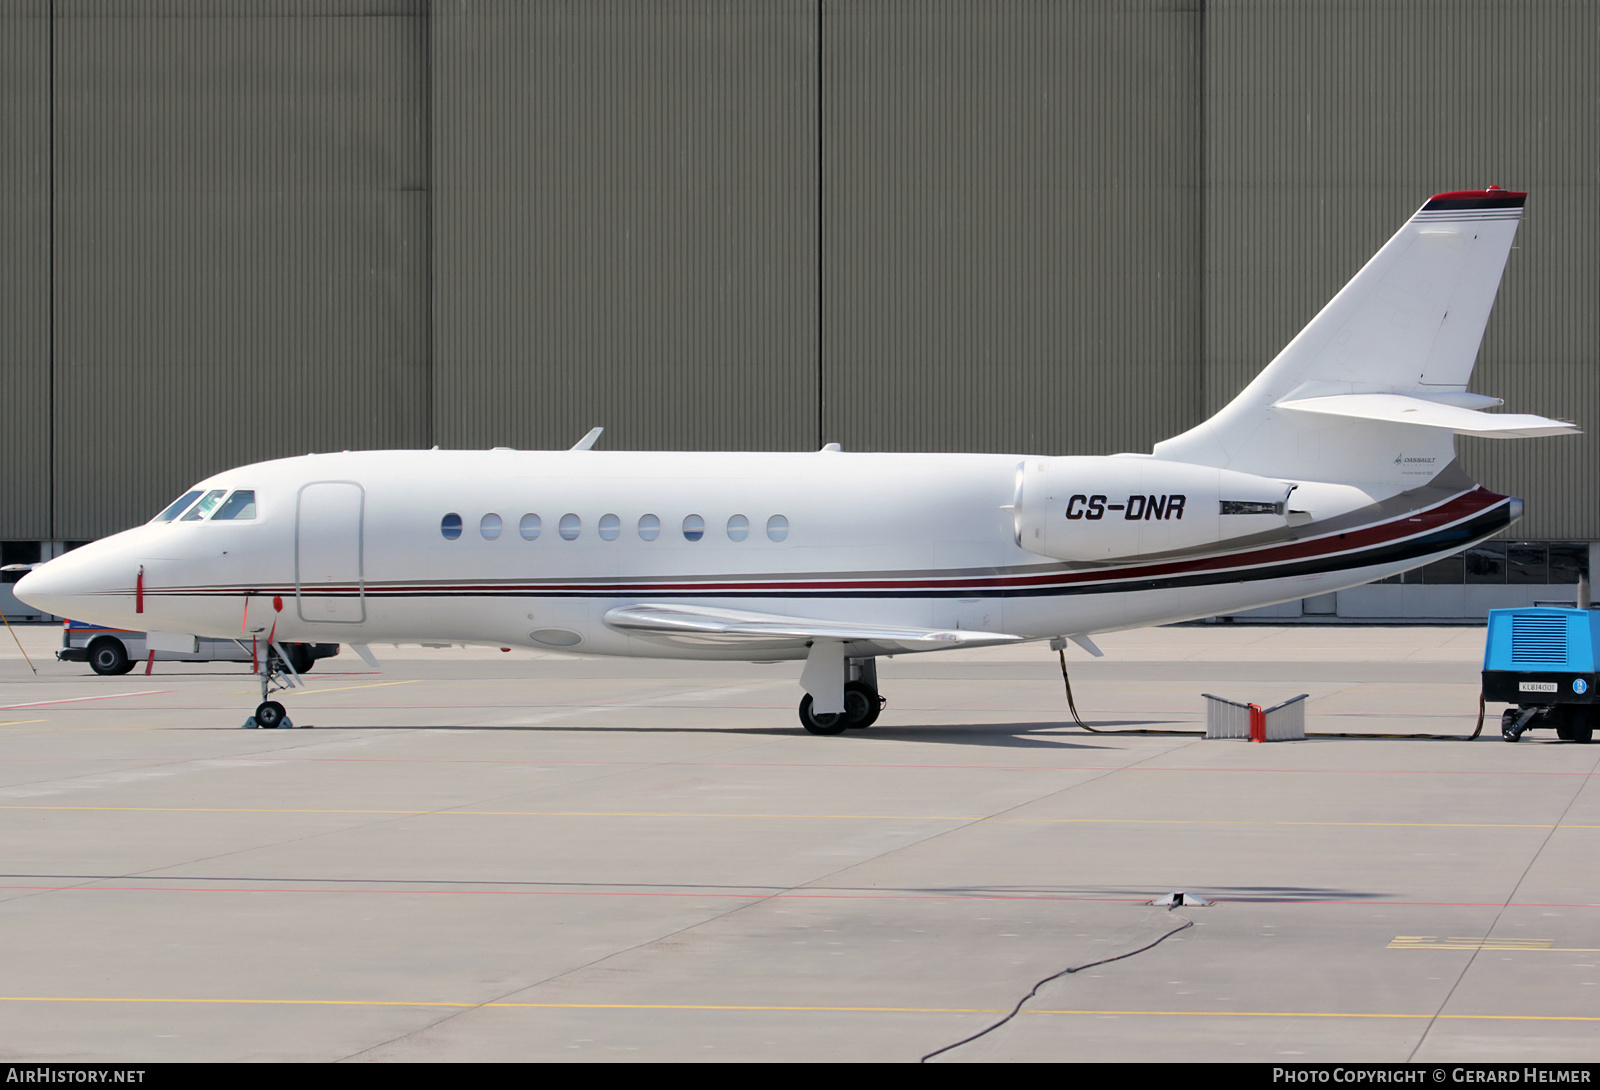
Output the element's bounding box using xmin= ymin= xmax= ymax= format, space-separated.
xmin=243 ymin=640 xmax=303 ymax=729
xmin=253 ymin=700 xmax=288 ymax=729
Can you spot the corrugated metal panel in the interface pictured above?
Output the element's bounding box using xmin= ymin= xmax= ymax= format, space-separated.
xmin=55 ymin=1 xmax=425 ymax=15
xmin=1204 ymin=0 xmax=1600 ymax=539
xmin=823 ymin=0 xmax=1203 ymax=457
xmin=0 ymin=3 xmax=51 ymax=539
xmin=430 ymin=1 xmax=819 ymax=454
xmin=14 ymin=0 xmax=1596 ymax=553
xmin=52 ymin=7 xmax=430 ymax=538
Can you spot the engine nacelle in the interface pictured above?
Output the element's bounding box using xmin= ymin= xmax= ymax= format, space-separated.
xmin=1014 ymin=456 xmax=1293 ymax=562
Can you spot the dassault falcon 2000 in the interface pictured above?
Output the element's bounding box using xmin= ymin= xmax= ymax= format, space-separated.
xmin=16 ymin=188 xmax=1578 ymax=732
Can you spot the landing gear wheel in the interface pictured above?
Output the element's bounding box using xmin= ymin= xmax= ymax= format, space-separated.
xmin=88 ymin=638 xmax=133 ymax=676
xmin=799 ymin=694 xmax=850 ymax=735
xmin=255 ymin=701 xmax=287 ymax=729
xmin=1501 ymin=709 xmax=1525 ymax=742
xmin=844 ymin=681 xmax=884 ymax=729
xmin=799 ymin=685 xmax=881 ymax=734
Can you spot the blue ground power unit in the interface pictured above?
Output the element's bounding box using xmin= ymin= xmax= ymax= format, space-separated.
xmin=1483 ymin=607 xmax=1598 ymax=743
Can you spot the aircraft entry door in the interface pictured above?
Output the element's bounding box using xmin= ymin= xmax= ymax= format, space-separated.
xmin=296 ymin=481 xmax=366 ymax=624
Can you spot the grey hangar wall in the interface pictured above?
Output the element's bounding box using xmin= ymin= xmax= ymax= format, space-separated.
xmin=3 ymin=0 xmax=1595 ymax=552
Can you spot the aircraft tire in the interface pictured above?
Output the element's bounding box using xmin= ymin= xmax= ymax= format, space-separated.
xmin=844 ymin=681 xmax=883 ymax=729
xmin=255 ymin=701 xmax=287 ymax=729
xmin=88 ymin=638 xmax=133 ymax=676
xmin=798 ymin=694 xmax=850 ymax=735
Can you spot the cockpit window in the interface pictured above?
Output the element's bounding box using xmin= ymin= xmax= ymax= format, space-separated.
xmin=212 ymin=490 xmax=257 ymax=521
xmin=153 ymin=490 xmax=203 ymax=523
xmin=180 ymin=489 xmax=227 ymax=521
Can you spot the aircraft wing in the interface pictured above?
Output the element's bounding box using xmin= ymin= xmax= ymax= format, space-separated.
xmin=603 ymin=603 xmax=1022 ymax=652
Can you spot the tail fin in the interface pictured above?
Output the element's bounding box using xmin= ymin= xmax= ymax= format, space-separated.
xmin=1154 ymin=188 xmax=1575 ymax=487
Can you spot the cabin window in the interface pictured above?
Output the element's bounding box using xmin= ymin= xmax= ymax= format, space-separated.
xmin=727 ymin=514 xmax=749 ymax=541
xmin=559 ymin=513 xmax=581 ymax=540
xmin=599 ymin=514 xmax=621 ymax=541
xmin=682 ymin=514 xmax=705 ymax=542
xmin=212 ymin=490 xmax=257 ymax=521
xmin=153 ymin=490 xmax=203 ymax=523
xmin=180 ymin=490 xmax=227 ymax=521
xmin=441 ymin=513 xmax=463 ymax=540
xmin=766 ymin=514 xmax=789 ymax=542
xmin=638 ymin=514 xmax=661 ymax=541
xmin=519 ymin=513 xmax=541 ymax=541
xmin=480 ymin=513 xmax=503 ymax=540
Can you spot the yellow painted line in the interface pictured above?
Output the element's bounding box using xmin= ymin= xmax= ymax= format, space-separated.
xmin=1394 ymin=935 xmax=1553 ymax=945
xmin=0 ymin=720 xmax=48 ymax=727
xmin=1390 ymin=937 xmax=1600 ymax=952
xmin=0 ymin=726 xmax=186 ymax=733
xmin=0 ymin=996 xmax=1598 ymax=1021
xmin=0 ymin=803 xmax=1594 ymax=829
xmin=225 ymin=680 xmax=422 ymax=697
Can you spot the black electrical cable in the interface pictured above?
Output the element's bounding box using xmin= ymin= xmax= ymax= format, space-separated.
xmin=1057 ymin=648 xmax=1198 ymax=736
xmin=1057 ymin=648 xmax=1110 ymax=732
xmin=920 ymin=914 xmax=1196 ymax=1062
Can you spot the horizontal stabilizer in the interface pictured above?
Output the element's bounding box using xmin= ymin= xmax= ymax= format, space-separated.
xmin=1274 ymin=393 xmax=1578 ymax=439
xmin=604 ymin=603 xmax=1021 ymax=651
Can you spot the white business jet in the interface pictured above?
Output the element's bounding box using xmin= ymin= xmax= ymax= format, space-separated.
xmin=16 ymin=188 xmax=1577 ymax=732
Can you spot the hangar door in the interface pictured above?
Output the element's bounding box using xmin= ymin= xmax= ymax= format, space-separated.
xmin=296 ymin=481 xmax=366 ymax=623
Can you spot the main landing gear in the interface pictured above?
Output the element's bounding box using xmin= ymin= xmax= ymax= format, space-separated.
xmin=243 ymin=640 xmax=303 ymax=729
xmin=798 ymin=658 xmax=886 ymax=735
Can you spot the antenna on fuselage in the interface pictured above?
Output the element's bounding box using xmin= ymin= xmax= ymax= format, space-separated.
xmin=569 ymin=427 xmax=604 ymax=451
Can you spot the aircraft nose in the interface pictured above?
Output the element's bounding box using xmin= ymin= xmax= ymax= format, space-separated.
xmin=13 ymin=560 xmax=78 ymax=617
xmin=12 ymin=548 xmax=122 ymax=622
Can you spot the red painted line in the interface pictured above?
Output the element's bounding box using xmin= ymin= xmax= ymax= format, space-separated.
xmin=0 ymin=756 xmax=1590 ymax=778
xmin=0 ymin=690 xmax=177 ymax=710
xmin=0 ymin=883 xmax=1135 ymax=903
xmin=0 ymin=884 xmax=1594 ymax=909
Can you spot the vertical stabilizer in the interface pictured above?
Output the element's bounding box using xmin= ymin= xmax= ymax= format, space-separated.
xmin=1153 ymin=189 xmax=1569 ymax=488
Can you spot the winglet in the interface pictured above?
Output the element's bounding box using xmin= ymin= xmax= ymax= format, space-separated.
xmin=570 ymin=427 xmax=604 ymax=451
